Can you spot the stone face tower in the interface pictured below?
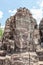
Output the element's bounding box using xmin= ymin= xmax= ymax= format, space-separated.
xmin=2 ymin=7 xmax=38 ymax=52
xmin=0 ymin=7 xmax=43 ymax=65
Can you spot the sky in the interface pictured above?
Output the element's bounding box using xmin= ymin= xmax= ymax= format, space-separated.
xmin=0 ymin=0 xmax=43 ymax=28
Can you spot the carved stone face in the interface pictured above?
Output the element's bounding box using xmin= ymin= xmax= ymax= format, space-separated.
xmin=15 ymin=15 xmax=35 ymax=49
xmin=15 ymin=16 xmax=31 ymax=49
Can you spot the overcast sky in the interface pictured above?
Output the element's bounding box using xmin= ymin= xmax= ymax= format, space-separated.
xmin=0 ymin=0 xmax=43 ymax=27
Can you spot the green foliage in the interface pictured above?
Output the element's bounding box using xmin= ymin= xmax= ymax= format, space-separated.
xmin=0 ymin=28 xmax=4 ymax=38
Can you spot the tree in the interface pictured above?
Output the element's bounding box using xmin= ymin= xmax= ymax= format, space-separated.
xmin=0 ymin=23 xmax=3 ymax=38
